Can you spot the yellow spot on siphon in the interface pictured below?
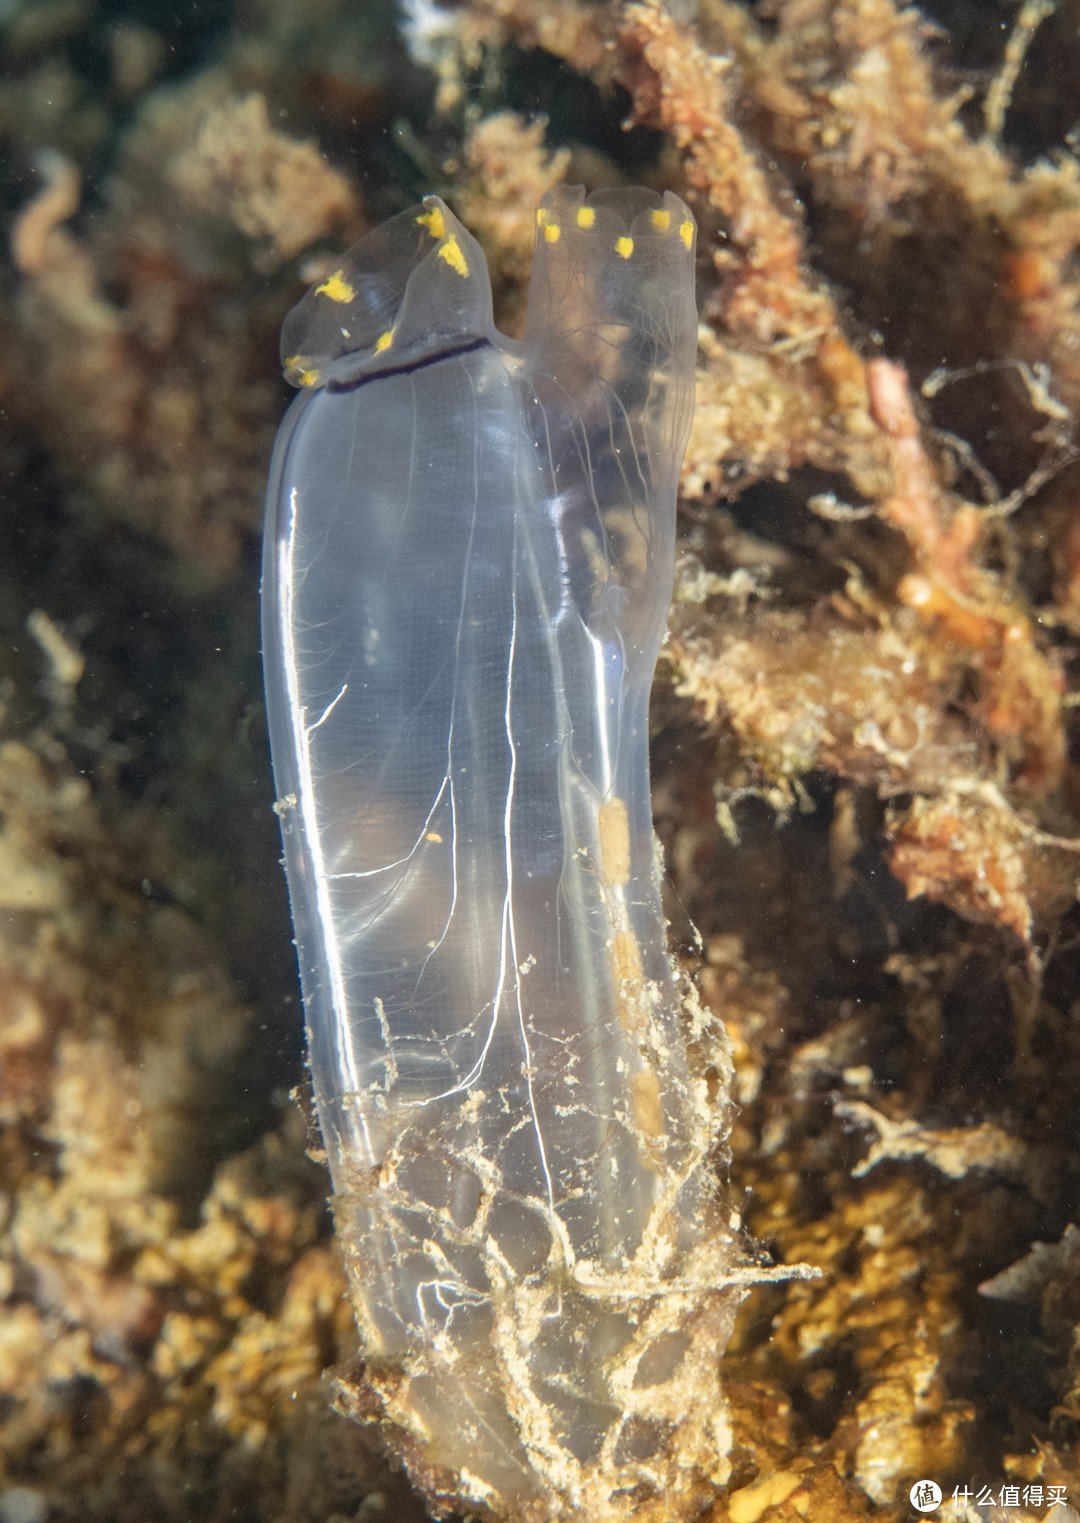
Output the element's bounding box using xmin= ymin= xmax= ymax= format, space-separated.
xmin=417 ymin=204 xmax=446 ymax=240
xmin=437 ymin=235 xmax=469 ymax=277
xmin=425 ymin=830 xmax=443 ymax=843
xmin=535 ymin=206 xmax=550 ymax=226
xmin=315 ymin=269 xmax=356 ymax=303
xmin=374 ymin=327 xmax=395 ymax=354
xmin=615 ymin=235 xmax=634 ymax=259
xmin=298 ymin=368 xmax=320 ymax=388
xmin=543 ymin=222 xmax=561 ymax=244
xmin=576 ymin=206 xmax=596 ymax=229
xmin=649 ymin=208 xmax=671 ymax=232
xmin=679 ymin=217 xmax=694 ymax=250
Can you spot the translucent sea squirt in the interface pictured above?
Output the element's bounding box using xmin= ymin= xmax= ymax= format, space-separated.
xmin=262 ymin=187 xmax=754 ymax=1522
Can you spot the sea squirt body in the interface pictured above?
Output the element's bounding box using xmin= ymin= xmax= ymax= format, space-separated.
xmin=262 ymin=186 xmax=747 ymax=1522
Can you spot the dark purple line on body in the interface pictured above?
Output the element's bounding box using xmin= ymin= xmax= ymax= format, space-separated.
xmin=326 ymin=336 xmax=492 ymax=394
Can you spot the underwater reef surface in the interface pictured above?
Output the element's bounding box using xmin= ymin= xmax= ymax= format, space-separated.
xmin=2 ymin=0 xmax=1080 ymax=1519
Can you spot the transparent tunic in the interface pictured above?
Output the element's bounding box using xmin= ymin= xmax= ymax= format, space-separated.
xmin=262 ymin=187 xmax=753 ymax=1522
